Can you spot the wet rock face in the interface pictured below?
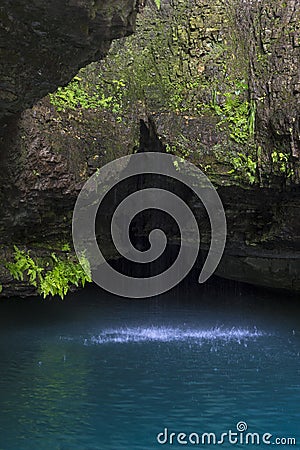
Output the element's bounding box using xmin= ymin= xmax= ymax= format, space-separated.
xmin=1 ymin=101 xmax=299 ymax=295
xmin=0 ymin=0 xmax=299 ymax=296
xmin=0 ymin=99 xmax=140 ymax=243
xmin=233 ymin=0 xmax=300 ymax=158
xmin=0 ymin=100 xmax=141 ymax=297
xmin=0 ymin=0 xmax=138 ymax=122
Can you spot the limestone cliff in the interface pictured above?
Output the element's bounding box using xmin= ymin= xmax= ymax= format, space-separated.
xmin=0 ymin=0 xmax=299 ymax=295
xmin=0 ymin=0 xmax=138 ymax=122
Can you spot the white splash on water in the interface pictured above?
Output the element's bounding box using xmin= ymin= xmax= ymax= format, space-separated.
xmin=82 ymin=326 xmax=266 ymax=345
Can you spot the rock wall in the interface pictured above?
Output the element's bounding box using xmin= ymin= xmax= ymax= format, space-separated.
xmin=236 ymin=0 xmax=300 ymax=158
xmin=0 ymin=100 xmax=141 ymax=296
xmin=0 ymin=0 xmax=138 ymax=123
xmin=84 ymin=0 xmax=300 ymax=183
xmin=0 ymin=0 xmax=299 ymax=295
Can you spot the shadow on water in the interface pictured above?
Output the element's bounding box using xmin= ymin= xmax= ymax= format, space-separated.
xmin=1 ymin=270 xmax=299 ymax=333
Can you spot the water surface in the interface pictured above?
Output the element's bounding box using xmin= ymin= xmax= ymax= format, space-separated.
xmin=0 ymin=280 xmax=299 ymax=449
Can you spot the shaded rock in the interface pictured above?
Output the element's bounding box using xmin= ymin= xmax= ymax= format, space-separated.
xmin=0 ymin=0 xmax=138 ymax=122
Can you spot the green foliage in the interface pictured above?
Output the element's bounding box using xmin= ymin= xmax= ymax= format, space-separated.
xmin=271 ymin=150 xmax=294 ymax=179
xmin=5 ymin=246 xmax=91 ymax=299
xmin=49 ymin=75 xmax=125 ymax=113
xmin=6 ymin=246 xmax=44 ymax=287
xmin=165 ymin=142 xmax=190 ymax=159
xmin=154 ymin=0 xmax=161 ymax=9
xmin=227 ymin=149 xmax=294 ymax=186
xmin=209 ymin=83 xmax=256 ymax=144
xmin=56 ymin=12 xmax=204 ymax=116
xmin=39 ymin=253 xmax=91 ymax=299
xmin=228 ymin=152 xmax=258 ymax=185
xmin=61 ymin=242 xmax=71 ymax=252
xmin=248 ymin=101 xmax=256 ymax=137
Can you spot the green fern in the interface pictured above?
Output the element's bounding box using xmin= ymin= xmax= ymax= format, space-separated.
xmin=5 ymin=247 xmax=91 ymax=299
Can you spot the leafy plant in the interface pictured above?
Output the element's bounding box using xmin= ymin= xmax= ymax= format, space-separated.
xmin=228 ymin=152 xmax=258 ymax=184
xmin=209 ymin=83 xmax=256 ymax=144
xmin=248 ymin=100 xmax=256 ymax=137
xmin=271 ymin=150 xmax=294 ymax=179
xmin=5 ymin=247 xmax=91 ymax=299
xmin=49 ymin=75 xmax=125 ymax=113
xmin=154 ymin=0 xmax=161 ymax=10
xmin=6 ymin=246 xmax=44 ymax=287
xmin=61 ymin=243 xmax=71 ymax=252
xmin=39 ymin=253 xmax=91 ymax=299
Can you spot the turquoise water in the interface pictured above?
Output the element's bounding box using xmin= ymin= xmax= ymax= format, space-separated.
xmin=0 ymin=281 xmax=299 ymax=449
